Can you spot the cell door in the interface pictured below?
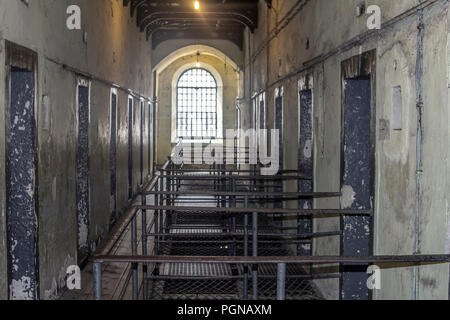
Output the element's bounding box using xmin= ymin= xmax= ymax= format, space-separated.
xmin=275 ymin=91 xmax=283 ymax=171
xmin=252 ymin=98 xmax=257 ymax=130
xmin=148 ymin=102 xmax=152 ymax=176
xmin=259 ymin=98 xmax=265 ymax=131
xmin=257 ymin=96 xmax=266 ymax=191
xmin=298 ymin=89 xmax=313 ymax=256
xmin=341 ymin=77 xmax=374 ymax=300
xmin=140 ymin=101 xmax=144 ymax=185
xmin=110 ymin=90 xmax=118 ymax=225
xmin=128 ymin=97 xmax=134 ymax=200
xmin=6 ymin=42 xmax=39 ymax=300
xmin=274 ymin=89 xmax=284 ymax=211
xmin=235 ymin=105 xmax=241 ymax=151
xmin=152 ymin=101 xmax=157 ymax=173
xmin=76 ymin=80 xmax=90 ymax=266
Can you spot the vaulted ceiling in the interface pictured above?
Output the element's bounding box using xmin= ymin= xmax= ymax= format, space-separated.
xmin=123 ymin=0 xmax=261 ymax=49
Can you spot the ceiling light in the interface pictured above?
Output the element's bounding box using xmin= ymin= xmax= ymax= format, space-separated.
xmin=196 ymin=51 xmax=201 ymax=67
xmin=194 ymin=1 xmax=200 ymax=10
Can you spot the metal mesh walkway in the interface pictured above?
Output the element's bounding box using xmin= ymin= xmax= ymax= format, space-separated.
xmin=147 ymin=178 xmax=323 ymax=300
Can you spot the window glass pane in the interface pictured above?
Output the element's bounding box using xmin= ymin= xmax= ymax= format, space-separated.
xmin=177 ymin=68 xmax=217 ymax=139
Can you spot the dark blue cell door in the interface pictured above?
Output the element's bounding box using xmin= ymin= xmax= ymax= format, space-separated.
xmin=341 ymin=78 xmax=373 ymax=300
xmin=298 ymin=89 xmax=313 ymax=256
xmin=128 ymin=98 xmax=134 ymax=200
xmin=6 ymin=41 xmax=39 ymax=300
xmin=76 ymin=82 xmax=90 ymax=266
xmin=274 ymin=93 xmax=283 ymax=208
xmin=7 ymin=67 xmax=38 ymax=300
xmin=110 ymin=91 xmax=118 ymax=225
xmin=140 ymin=101 xmax=144 ymax=185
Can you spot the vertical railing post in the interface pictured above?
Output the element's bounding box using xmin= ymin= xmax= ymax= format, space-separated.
xmin=159 ymin=174 xmax=164 ymax=241
xmin=142 ymin=192 xmax=148 ymax=300
xmin=154 ymin=177 xmax=159 ymax=254
xmin=166 ymin=160 xmax=171 ymax=231
xmin=252 ymin=210 xmax=258 ymax=300
xmin=232 ymin=177 xmax=237 ymax=256
xmin=131 ymin=215 xmax=138 ymax=300
xmin=243 ymin=195 xmax=249 ymax=300
xmin=93 ymin=262 xmax=102 ymax=301
xmin=277 ymin=263 xmax=287 ymax=301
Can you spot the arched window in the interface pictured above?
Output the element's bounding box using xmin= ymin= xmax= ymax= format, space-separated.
xmin=176 ymin=68 xmax=218 ymax=139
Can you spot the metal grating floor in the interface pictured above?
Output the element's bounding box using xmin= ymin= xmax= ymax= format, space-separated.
xmin=147 ymin=177 xmax=323 ymax=300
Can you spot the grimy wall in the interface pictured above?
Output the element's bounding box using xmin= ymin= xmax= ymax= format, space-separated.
xmin=0 ymin=0 xmax=153 ymax=299
xmin=242 ymin=0 xmax=450 ymax=299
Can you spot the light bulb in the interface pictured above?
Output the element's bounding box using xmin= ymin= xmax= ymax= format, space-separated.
xmin=194 ymin=1 xmax=200 ymax=10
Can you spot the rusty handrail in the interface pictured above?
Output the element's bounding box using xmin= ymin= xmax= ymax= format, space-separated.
xmin=158 ymin=174 xmax=313 ymax=180
xmin=92 ymin=254 xmax=450 ymax=265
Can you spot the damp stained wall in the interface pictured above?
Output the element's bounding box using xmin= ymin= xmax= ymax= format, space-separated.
xmin=243 ymin=0 xmax=450 ymax=299
xmin=0 ymin=0 xmax=153 ymax=299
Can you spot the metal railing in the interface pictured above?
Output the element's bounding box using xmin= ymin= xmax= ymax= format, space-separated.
xmin=91 ymin=156 xmax=450 ymax=300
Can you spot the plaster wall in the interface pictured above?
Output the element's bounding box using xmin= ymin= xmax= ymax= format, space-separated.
xmin=0 ymin=0 xmax=153 ymax=299
xmin=243 ymin=0 xmax=450 ymax=299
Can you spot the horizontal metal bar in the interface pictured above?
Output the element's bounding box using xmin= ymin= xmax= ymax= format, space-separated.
xmin=164 ymin=225 xmax=285 ymax=230
xmin=137 ymin=205 xmax=372 ymax=216
xmin=156 ymin=240 xmax=311 ymax=244
xmin=145 ymin=274 xmax=341 ymax=281
xmin=161 ymin=169 xmax=300 ymax=173
xmin=92 ymin=254 xmax=450 ymax=265
xmin=145 ymin=231 xmax=341 ymax=239
xmin=145 ymin=190 xmax=340 ymax=198
xmin=167 ymin=198 xmax=321 ymax=202
xmin=160 ymin=175 xmax=313 ymax=180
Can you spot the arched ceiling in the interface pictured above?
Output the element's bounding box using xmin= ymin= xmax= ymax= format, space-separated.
xmin=152 ymin=44 xmax=240 ymax=74
xmin=123 ymin=0 xmax=261 ymax=49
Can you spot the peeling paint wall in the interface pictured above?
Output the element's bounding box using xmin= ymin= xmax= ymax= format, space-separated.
xmin=0 ymin=0 xmax=153 ymax=299
xmin=0 ymin=39 xmax=5 ymax=299
xmin=244 ymin=0 xmax=450 ymax=299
